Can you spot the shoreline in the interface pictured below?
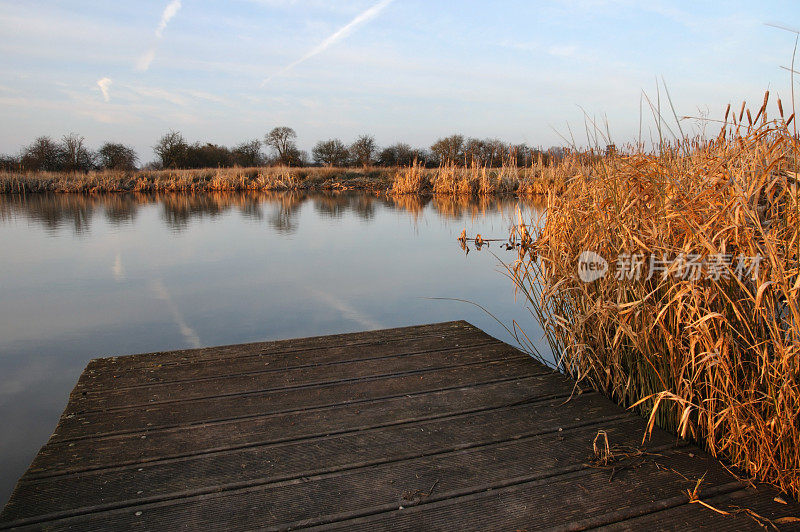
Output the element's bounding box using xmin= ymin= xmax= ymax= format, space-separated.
xmin=0 ymin=162 xmax=569 ymax=196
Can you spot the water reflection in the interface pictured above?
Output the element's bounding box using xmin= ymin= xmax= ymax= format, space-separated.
xmin=0 ymin=190 xmax=546 ymax=506
xmin=0 ymin=192 xmax=542 ymax=235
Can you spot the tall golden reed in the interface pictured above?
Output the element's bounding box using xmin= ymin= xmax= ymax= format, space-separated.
xmin=510 ymin=95 xmax=800 ymax=495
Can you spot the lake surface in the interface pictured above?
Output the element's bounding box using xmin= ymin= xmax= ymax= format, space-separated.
xmin=0 ymin=191 xmax=547 ymax=505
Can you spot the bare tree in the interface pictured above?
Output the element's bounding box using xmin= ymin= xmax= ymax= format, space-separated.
xmin=430 ymin=134 xmax=464 ymax=165
xmin=377 ymin=143 xmax=416 ymax=166
xmin=61 ymin=133 xmax=94 ymax=172
xmin=0 ymin=154 xmax=18 ymax=171
xmin=97 ymin=142 xmax=138 ymax=170
xmin=264 ymin=127 xmax=298 ymax=166
xmin=232 ymin=140 xmax=264 ymax=167
xmin=154 ymin=131 xmax=188 ymax=169
xmin=350 ymin=134 xmax=376 ymax=167
xmin=184 ymin=143 xmax=233 ymax=168
xmin=312 ymin=139 xmax=350 ymax=167
xmin=20 ymin=136 xmax=63 ymax=171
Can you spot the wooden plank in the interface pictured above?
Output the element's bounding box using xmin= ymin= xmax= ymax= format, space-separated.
xmin=595 ymin=486 xmax=800 ymax=531
xmin=308 ymin=452 xmax=766 ymax=532
xmin=81 ymin=321 xmax=480 ymax=376
xmin=27 ymin=374 xmax=575 ymax=475
xmin=51 ymin=358 xmax=548 ymax=442
xmin=2 ymin=321 xmax=798 ymax=531
xmin=5 ymin=417 xmax=665 ymax=529
xmin=68 ymin=341 xmax=522 ymax=413
xmin=2 ymin=394 xmax=628 ymax=524
xmin=76 ymin=328 xmax=495 ymax=391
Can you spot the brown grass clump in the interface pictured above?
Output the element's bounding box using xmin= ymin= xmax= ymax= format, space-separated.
xmin=431 ymin=162 xmax=517 ymax=196
xmin=388 ymin=151 xmax=592 ymax=197
xmin=516 ymin=151 xmax=591 ymax=195
xmin=389 ymin=161 xmax=430 ymax=194
xmin=510 ymin=94 xmax=800 ymax=496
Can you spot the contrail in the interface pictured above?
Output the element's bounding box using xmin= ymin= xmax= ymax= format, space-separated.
xmin=136 ymin=0 xmax=182 ymax=71
xmin=262 ymin=0 xmax=394 ymax=86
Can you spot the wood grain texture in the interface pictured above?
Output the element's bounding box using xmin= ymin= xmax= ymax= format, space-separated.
xmin=2 ymin=321 xmax=798 ymax=531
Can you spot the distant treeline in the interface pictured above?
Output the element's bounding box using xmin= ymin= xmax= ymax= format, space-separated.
xmin=0 ymin=127 xmax=565 ymax=173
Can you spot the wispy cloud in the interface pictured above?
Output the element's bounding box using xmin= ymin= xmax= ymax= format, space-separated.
xmin=136 ymin=48 xmax=157 ymax=71
xmin=262 ymin=0 xmax=394 ymax=86
xmin=156 ymin=0 xmax=182 ymax=38
xmin=96 ymin=77 xmax=112 ymax=102
xmin=136 ymin=0 xmax=182 ymax=72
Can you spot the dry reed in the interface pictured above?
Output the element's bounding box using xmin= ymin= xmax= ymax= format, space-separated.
xmin=0 ymin=166 xmax=394 ymax=194
xmin=509 ymin=94 xmax=800 ymax=496
xmin=390 ymin=151 xmax=591 ymax=197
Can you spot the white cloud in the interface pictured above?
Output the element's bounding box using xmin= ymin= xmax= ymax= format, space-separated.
xmin=96 ymin=77 xmax=112 ymax=102
xmin=128 ymin=85 xmax=188 ymax=106
xmin=136 ymin=0 xmax=183 ymax=71
xmin=136 ymin=48 xmax=157 ymax=71
xmin=263 ymin=0 xmax=394 ymax=85
xmin=156 ymin=0 xmax=182 ymax=38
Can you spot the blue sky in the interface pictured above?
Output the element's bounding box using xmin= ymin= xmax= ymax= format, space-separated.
xmin=0 ymin=0 xmax=798 ymax=162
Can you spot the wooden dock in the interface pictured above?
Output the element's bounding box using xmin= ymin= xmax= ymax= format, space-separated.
xmin=1 ymin=321 xmax=798 ymax=530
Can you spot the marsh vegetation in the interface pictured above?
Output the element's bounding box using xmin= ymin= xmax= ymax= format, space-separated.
xmin=509 ymin=93 xmax=800 ymax=496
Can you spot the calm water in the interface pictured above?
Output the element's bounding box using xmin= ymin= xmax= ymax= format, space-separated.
xmin=0 ymin=191 xmax=547 ymax=505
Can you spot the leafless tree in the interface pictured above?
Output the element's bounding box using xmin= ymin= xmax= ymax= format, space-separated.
xmin=350 ymin=134 xmax=376 ymax=167
xmin=377 ymin=143 xmax=416 ymax=166
xmin=154 ymin=131 xmax=188 ymax=169
xmin=97 ymin=142 xmax=138 ymax=170
xmin=430 ymin=134 xmax=464 ymax=165
xmin=312 ymin=139 xmax=350 ymax=167
xmin=20 ymin=136 xmax=63 ymax=171
xmin=264 ymin=127 xmax=298 ymax=166
xmin=232 ymin=140 xmax=264 ymax=167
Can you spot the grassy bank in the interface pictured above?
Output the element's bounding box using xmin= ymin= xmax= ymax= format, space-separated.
xmin=0 ymin=166 xmax=396 ymax=194
xmin=511 ymin=96 xmax=800 ymax=496
xmin=0 ymin=152 xmax=589 ymax=196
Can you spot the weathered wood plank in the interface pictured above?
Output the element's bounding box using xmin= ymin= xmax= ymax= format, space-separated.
xmin=51 ymin=358 xmax=547 ymax=442
xmin=76 ymin=328 xmax=495 ymax=391
xmin=310 ymin=452 xmax=766 ymax=532
xmin=596 ymin=486 xmax=800 ymax=531
xmin=4 ymin=417 xmax=669 ymax=530
xmin=81 ymin=321 xmax=480 ymax=377
xmin=3 ymin=394 xmax=628 ymax=524
xmin=69 ymin=341 xmax=522 ymax=413
xmin=28 ymin=373 xmax=575 ymax=475
xmin=2 ymin=321 xmax=798 ymax=531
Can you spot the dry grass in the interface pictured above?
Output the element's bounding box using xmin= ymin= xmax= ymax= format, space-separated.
xmin=389 ymin=161 xmax=430 ymax=194
xmin=0 ymin=166 xmax=395 ymax=194
xmin=389 ymin=152 xmax=591 ymax=197
xmin=509 ymin=94 xmax=800 ymax=496
xmin=3 ymin=152 xmax=587 ymax=198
